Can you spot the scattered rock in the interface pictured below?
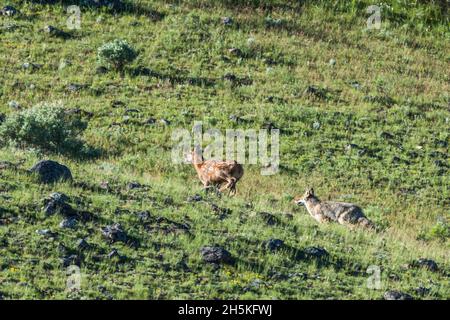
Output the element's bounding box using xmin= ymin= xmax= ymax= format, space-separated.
xmin=43 ymin=193 xmax=75 ymax=216
xmin=59 ymin=217 xmax=77 ymax=229
xmin=36 ymin=229 xmax=57 ymax=238
xmin=22 ymin=62 xmax=42 ymax=71
xmin=67 ymin=83 xmax=86 ymax=92
xmin=329 ymin=58 xmax=336 ymax=66
xmin=126 ymin=181 xmax=141 ymax=190
xmin=143 ymin=117 xmax=156 ymax=125
xmin=43 ymin=25 xmax=70 ymax=38
xmin=299 ymin=246 xmax=329 ymax=260
xmin=415 ymin=286 xmax=430 ymax=296
xmin=0 ymin=113 xmax=5 ymax=124
xmin=30 ymin=160 xmax=72 ymax=184
xmin=107 ymin=249 xmax=123 ymax=260
xmin=304 ymin=85 xmax=327 ymax=100
xmin=76 ymin=238 xmax=90 ymax=250
xmin=136 ymin=211 xmax=151 ymax=221
xmin=380 ymin=131 xmax=395 ymax=140
xmin=187 ymin=194 xmax=203 ymax=202
xmin=95 ymin=66 xmax=108 ymax=74
xmin=1 ymin=5 xmax=18 ymax=16
xmin=265 ymin=239 xmax=284 ymax=252
xmin=411 ymin=258 xmax=439 ymax=272
xmin=101 ymin=223 xmax=128 ymax=243
xmin=200 ymin=246 xmax=234 ymax=264
xmin=222 ymin=17 xmax=233 ymax=25
xmin=159 ymin=118 xmax=170 ymax=126
xmin=383 ymin=290 xmax=413 ymax=300
xmin=228 ymin=48 xmax=242 ymax=56
xmin=8 ymin=100 xmax=21 ymax=110
xmin=259 ymin=212 xmax=280 ymax=226
xmin=61 ymin=254 xmax=80 ymax=268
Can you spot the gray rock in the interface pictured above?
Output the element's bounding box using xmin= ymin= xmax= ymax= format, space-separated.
xmin=200 ymin=246 xmax=234 ymax=264
xmin=266 ymin=239 xmax=284 ymax=252
xmin=222 ymin=17 xmax=233 ymax=25
xmin=76 ymin=238 xmax=90 ymax=250
xmin=43 ymin=25 xmax=70 ymax=38
xmin=1 ymin=5 xmax=18 ymax=16
xmin=59 ymin=217 xmax=77 ymax=229
xmin=101 ymin=223 xmax=128 ymax=243
xmin=187 ymin=194 xmax=203 ymax=202
xmin=36 ymin=229 xmax=57 ymax=238
xmin=61 ymin=254 xmax=80 ymax=268
xmin=383 ymin=290 xmax=413 ymax=300
xmin=30 ymin=160 xmax=72 ymax=184
xmin=8 ymin=100 xmax=21 ymax=110
xmin=127 ymin=182 xmax=141 ymax=190
xmin=302 ymin=246 xmax=329 ymax=259
xmin=411 ymin=258 xmax=439 ymax=272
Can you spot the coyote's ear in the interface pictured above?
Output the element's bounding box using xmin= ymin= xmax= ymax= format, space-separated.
xmin=307 ymin=187 xmax=314 ymax=196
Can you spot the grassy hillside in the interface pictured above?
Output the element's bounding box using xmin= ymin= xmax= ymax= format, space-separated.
xmin=0 ymin=0 xmax=449 ymax=299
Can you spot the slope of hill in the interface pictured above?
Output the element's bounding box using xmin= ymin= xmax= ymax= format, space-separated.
xmin=0 ymin=0 xmax=449 ymax=299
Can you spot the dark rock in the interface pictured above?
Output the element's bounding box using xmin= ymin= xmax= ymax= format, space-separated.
xmin=8 ymin=100 xmax=21 ymax=110
xmin=304 ymin=85 xmax=327 ymax=99
xmin=95 ymin=66 xmax=108 ymax=74
xmin=411 ymin=258 xmax=439 ymax=272
xmin=200 ymin=246 xmax=234 ymax=264
xmin=67 ymin=83 xmax=85 ymax=92
xmin=61 ymin=254 xmax=80 ymax=268
xmin=43 ymin=25 xmax=70 ymax=38
xmin=101 ymin=223 xmax=128 ymax=243
xmin=127 ymin=181 xmax=141 ymax=190
xmin=107 ymin=249 xmax=122 ymax=259
xmin=414 ymin=286 xmax=430 ymax=296
xmin=266 ymin=239 xmax=284 ymax=252
xmin=0 ymin=113 xmax=5 ymax=124
xmin=187 ymin=194 xmax=203 ymax=202
xmin=1 ymin=5 xmax=18 ymax=16
xmin=49 ymin=192 xmax=70 ymax=203
xmin=223 ymin=73 xmax=237 ymax=82
xmin=36 ymin=229 xmax=57 ymax=238
xmin=259 ymin=212 xmax=280 ymax=226
xmin=30 ymin=160 xmax=72 ymax=184
xmin=22 ymin=62 xmax=42 ymax=71
xmin=59 ymin=217 xmax=77 ymax=229
xmin=380 ymin=131 xmax=395 ymax=140
xmin=228 ymin=48 xmax=242 ymax=56
xmin=383 ymin=290 xmax=413 ymax=300
xmin=136 ymin=211 xmax=151 ymax=221
xmin=76 ymin=238 xmax=90 ymax=250
xmin=43 ymin=192 xmax=75 ymax=217
xmin=222 ymin=17 xmax=233 ymax=25
xmin=301 ymin=246 xmax=329 ymax=259
xmin=143 ymin=117 xmax=156 ymax=125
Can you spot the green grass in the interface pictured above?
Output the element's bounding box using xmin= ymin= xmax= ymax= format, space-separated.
xmin=0 ymin=0 xmax=449 ymax=299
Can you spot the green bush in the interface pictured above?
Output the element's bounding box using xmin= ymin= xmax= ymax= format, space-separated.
xmin=97 ymin=39 xmax=138 ymax=72
xmin=0 ymin=101 xmax=87 ymax=154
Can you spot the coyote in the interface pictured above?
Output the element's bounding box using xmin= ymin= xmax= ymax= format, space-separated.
xmin=294 ymin=188 xmax=374 ymax=229
xmin=186 ymin=147 xmax=244 ymax=196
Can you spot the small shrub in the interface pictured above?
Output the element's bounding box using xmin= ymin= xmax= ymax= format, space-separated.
xmin=0 ymin=101 xmax=87 ymax=154
xmin=97 ymin=39 xmax=138 ymax=72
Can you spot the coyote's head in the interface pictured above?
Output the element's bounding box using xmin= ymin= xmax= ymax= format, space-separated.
xmin=294 ymin=188 xmax=315 ymax=205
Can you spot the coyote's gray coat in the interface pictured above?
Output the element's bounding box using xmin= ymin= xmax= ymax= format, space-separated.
xmin=294 ymin=188 xmax=374 ymax=229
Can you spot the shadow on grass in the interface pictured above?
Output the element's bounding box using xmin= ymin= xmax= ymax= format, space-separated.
xmin=28 ymin=0 xmax=166 ymax=21
xmin=130 ymin=66 xmax=217 ymax=87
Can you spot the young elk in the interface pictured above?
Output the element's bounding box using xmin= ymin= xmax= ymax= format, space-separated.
xmin=186 ymin=148 xmax=244 ymax=196
xmin=294 ymin=188 xmax=374 ymax=229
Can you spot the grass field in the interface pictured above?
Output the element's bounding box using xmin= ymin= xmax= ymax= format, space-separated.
xmin=0 ymin=0 xmax=449 ymax=299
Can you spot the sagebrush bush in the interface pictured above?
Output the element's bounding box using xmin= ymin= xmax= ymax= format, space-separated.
xmin=0 ymin=101 xmax=87 ymax=154
xmin=97 ymin=39 xmax=138 ymax=72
